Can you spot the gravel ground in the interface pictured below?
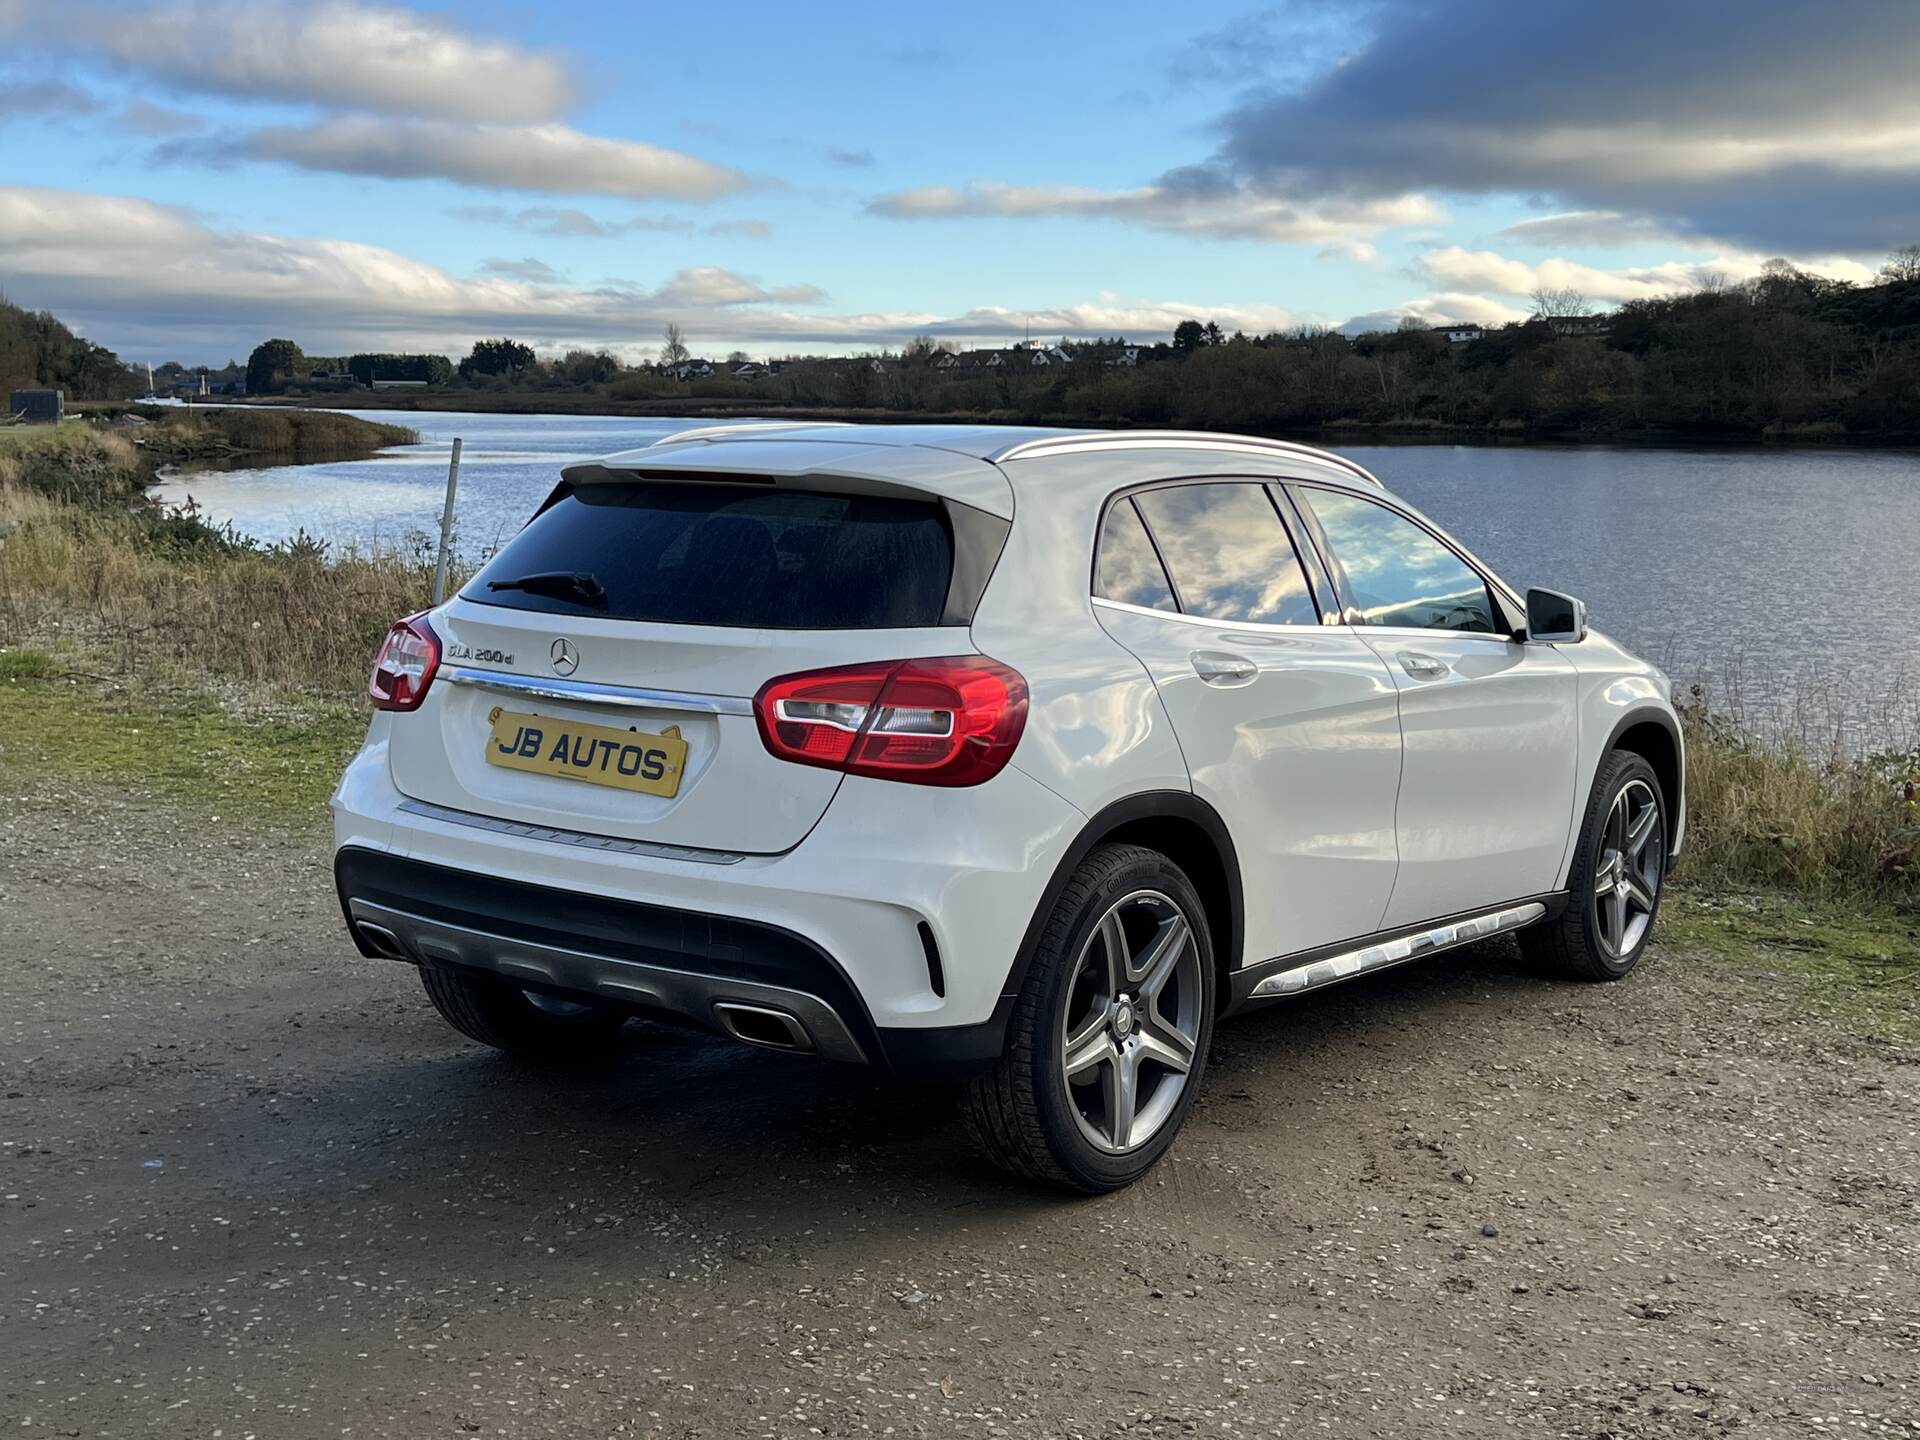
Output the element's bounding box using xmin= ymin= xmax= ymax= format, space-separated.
xmin=3 ymin=776 xmax=1917 ymax=1439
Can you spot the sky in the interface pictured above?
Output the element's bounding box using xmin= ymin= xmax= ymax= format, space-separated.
xmin=0 ymin=0 xmax=1915 ymax=366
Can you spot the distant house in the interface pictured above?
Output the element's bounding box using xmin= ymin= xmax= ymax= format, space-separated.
xmin=1433 ymin=323 xmax=1485 ymax=344
xmin=730 ymin=361 xmax=767 ymax=379
xmin=8 ymin=388 xmax=64 ymax=423
xmin=664 ymin=359 xmax=714 ymax=381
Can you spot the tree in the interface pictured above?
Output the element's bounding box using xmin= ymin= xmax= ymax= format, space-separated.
xmin=903 ymin=333 xmax=952 ymax=359
xmin=659 ymin=322 xmax=690 ymax=365
xmin=727 ymin=350 xmax=750 ymax=364
xmin=1530 ymin=286 xmax=1590 ymax=320
xmin=1172 ymin=319 xmax=1208 ymax=353
xmin=458 ymin=338 xmax=535 ymax=379
xmin=246 ymin=338 xmax=304 ymax=395
xmin=1880 ymin=245 xmax=1920 ymax=283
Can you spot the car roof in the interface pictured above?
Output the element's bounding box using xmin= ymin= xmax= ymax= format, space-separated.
xmin=561 ymin=422 xmax=1383 ymax=520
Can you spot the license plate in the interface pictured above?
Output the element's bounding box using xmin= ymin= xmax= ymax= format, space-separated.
xmin=483 ymin=708 xmax=689 ymax=797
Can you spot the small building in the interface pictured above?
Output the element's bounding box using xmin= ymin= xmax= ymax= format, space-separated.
xmin=730 ymin=362 xmax=768 ymax=379
xmin=8 ymin=388 xmax=65 ymax=423
xmin=1433 ymin=324 xmax=1485 ymax=344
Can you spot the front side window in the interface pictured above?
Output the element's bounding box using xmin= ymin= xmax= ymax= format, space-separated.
xmin=1132 ymin=483 xmax=1319 ymax=626
xmin=1297 ymin=488 xmax=1498 ymax=633
xmin=1093 ymin=498 xmax=1178 ymax=612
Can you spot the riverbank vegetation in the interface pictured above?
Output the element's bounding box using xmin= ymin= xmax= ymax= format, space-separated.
xmin=243 ymin=262 xmax=1920 ymax=443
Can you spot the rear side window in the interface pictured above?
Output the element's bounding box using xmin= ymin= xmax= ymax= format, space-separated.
xmin=1297 ymin=487 xmax=1498 ymax=633
xmin=465 ymin=483 xmax=953 ymax=629
xmin=1131 ymin=483 xmax=1319 ymax=626
xmin=1094 ymin=499 xmax=1178 ymax=612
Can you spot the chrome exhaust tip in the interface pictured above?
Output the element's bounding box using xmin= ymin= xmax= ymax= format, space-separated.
xmin=354 ymin=920 xmax=411 ymax=961
xmin=712 ymin=1001 xmax=814 ymax=1053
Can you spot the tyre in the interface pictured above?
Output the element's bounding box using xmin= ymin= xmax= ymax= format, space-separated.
xmin=964 ymin=843 xmax=1215 ymax=1193
xmin=1520 ymin=750 xmax=1669 ymax=981
xmin=418 ymin=962 xmax=629 ymax=1062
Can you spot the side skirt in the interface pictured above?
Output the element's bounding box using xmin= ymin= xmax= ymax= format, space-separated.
xmin=1226 ymin=893 xmax=1568 ymax=1012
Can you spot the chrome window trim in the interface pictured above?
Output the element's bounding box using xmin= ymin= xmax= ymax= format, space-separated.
xmin=1091 ymin=596 xmax=1333 ymax=635
xmin=395 ymin=797 xmax=747 ymax=864
xmin=442 ymin=665 xmax=754 ymax=717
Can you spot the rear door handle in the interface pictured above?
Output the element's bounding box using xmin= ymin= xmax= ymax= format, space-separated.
xmin=1397 ymin=650 xmax=1450 ymax=680
xmin=1191 ymin=650 xmax=1257 ymax=686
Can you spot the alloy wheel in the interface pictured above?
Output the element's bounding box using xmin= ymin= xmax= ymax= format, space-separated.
xmin=1593 ymin=778 xmax=1664 ymax=962
xmin=1059 ymin=890 xmax=1203 ymax=1154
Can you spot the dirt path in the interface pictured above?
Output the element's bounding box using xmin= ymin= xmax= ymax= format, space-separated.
xmin=3 ymin=776 xmax=1916 ymax=1439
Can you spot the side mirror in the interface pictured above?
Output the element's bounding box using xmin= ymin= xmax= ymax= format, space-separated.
xmin=1525 ymin=587 xmax=1587 ymax=643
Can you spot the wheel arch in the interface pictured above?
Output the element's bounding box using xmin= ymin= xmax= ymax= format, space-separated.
xmin=1593 ymin=707 xmax=1686 ymax=866
xmin=1003 ymin=790 xmax=1244 ymax=1007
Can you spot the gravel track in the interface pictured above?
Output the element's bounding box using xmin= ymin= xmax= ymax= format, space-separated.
xmin=3 ymin=777 xmax=1916 ymax=1438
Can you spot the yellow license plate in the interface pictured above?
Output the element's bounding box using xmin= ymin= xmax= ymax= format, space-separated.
xmin=483 ymin=708 xmax=689 ymax=797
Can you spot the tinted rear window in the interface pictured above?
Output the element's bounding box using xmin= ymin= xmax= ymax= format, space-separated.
xmin=464 ymin=483 xmax=954 ymax=629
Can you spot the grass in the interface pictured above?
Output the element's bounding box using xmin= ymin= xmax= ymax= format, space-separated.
xmin=1659 ymin=890 xmax=1920 ymax=1041
xmin=0 ymin=658 xmax=366 ymax=823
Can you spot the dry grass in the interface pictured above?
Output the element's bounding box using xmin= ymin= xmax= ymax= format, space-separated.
xmin=0 ymin=479 xmax=444 ymax=694
xmin=1676 ymin=691 xmax=1919 ymax=904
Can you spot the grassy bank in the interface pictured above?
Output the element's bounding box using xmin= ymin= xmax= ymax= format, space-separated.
xmin=121 ymin=404 xmax=419 ymax=464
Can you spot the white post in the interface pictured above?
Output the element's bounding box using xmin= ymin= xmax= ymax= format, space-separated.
xmin=430 ymin=437 xmax=463 ymax=605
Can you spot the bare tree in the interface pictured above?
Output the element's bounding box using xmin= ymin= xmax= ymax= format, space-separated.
xmin=1530 ymin=286 xmax=1590 ymax=319
xmin=1880 ymin=245 xmax=1920 ymax=282
xmin=659 ymin=322 xmax=690 ymax=365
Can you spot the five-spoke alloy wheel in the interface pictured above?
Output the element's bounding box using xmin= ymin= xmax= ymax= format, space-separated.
xmin=965 ymin=844 xmax=1216 ymax=1192
xmin=1521 ymin=749 xmax=1670 ymax=981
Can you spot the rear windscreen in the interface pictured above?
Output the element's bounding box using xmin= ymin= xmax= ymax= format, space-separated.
xmin=462 ymin=482 xmax=955 ymax=629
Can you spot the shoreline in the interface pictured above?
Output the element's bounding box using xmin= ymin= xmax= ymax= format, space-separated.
xmin=151 ymin=394 xmax=1920 ymax=451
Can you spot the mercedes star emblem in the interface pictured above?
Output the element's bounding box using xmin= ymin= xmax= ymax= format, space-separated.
xmin=550 ymin=637 xmax=579 ymax=676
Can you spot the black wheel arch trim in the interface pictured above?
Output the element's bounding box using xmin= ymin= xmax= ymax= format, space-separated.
xmin=1596 ymin=706 xmax=1686 ymax=868
xmin=998 ymin=789 xmax=1245 ymax=1005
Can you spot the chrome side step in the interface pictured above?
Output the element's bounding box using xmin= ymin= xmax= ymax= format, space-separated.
xmin=1248 ymin=901 xmax=1548 ymax=1000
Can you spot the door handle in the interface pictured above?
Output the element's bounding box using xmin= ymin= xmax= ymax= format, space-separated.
xmin=1191 ymin=650 xmax=1257 ymax=686
xmin=1397 ymin=650 xmax=1450 ymax=680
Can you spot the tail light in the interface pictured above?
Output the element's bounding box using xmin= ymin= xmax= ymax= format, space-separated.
xmin=754 ymin=656 xmax=1028 ymax=786
xmin=368 ymin=613 xmax=440 ymax=711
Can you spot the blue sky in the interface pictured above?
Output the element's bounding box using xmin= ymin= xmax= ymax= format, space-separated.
xmin=0 ymin=0 xmax=1911 ymax=365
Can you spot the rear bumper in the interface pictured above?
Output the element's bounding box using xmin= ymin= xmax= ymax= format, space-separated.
xmin=330 ymin=717 xmax=1084 ymax=1074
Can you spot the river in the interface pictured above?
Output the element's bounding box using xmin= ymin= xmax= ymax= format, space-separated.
xmin=153 ymin=410 xmax=1920 ymax=746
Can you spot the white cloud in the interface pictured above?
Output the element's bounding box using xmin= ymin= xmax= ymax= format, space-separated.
xmin=36 ymin=0 xmax=574 ymax=123
xmin=1493 ymin=210 xmax=1683 ymax=249
xmin=871 ymin=179 xmax=1441 ymax=245
xmin=1340 ymin=293 xmax=1530 ymax=334
xmin=236 ymin=117 xmax=747 ymax=201
xmin=1416 ymin=245 xmax=1879 ymax=303
xmin=479 ymin=257 xmax=564 ymax=285
xmin=0 ymin=186 xmax=1264 ymax=360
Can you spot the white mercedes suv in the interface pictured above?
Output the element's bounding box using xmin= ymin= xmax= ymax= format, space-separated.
xmin=333 ymin=423 xmax=1683 ymax=1192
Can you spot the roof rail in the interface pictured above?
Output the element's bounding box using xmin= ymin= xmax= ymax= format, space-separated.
xmin=646 ymin=420 xmax=852 ymax=449
xmin=989 ymin=430 xmax=1383 ymax=487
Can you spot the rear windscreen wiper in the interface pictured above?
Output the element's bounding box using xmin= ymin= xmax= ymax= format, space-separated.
xmin=486 ymin=570 xmax=608 ymax=604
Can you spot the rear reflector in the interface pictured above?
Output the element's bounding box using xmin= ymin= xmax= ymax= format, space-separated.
xmin=368 ymin=613 xmax=441 ymax=712
xmin=754 ymin=655 xmax=1027 ymax=786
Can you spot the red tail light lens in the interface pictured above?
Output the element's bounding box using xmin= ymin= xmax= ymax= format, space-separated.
xmin=368 ymin=613 xmax=440 ymax=711
xmin=754 ymin=656 xmax=1028 ymax=786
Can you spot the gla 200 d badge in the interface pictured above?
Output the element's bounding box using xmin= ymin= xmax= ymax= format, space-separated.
xmin=549 ymin=638 xmax=579 ymax=676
